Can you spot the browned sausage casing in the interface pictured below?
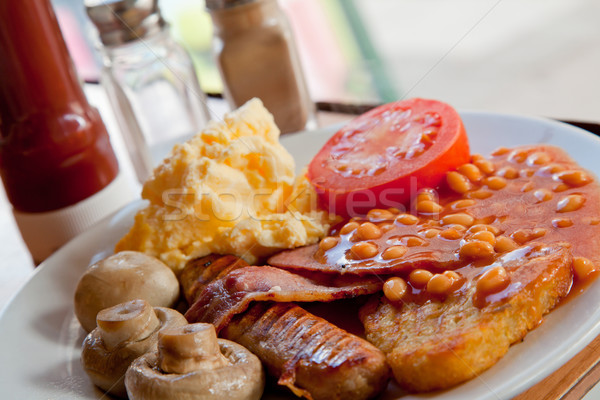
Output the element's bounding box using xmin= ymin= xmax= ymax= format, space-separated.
xmin=222 ymin=301 xmax=389 ymax=400
xmin=181 ymin=255 xmax=390 ymax=400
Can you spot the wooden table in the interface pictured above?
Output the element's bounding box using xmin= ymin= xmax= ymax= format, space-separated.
xmin=2 ymin=90 xmax=600 ymax=399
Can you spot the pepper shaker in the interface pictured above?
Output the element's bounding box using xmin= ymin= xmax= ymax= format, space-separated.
xmin=207 ymin=0 xmax=317 ymax=134
xmin=86 ymin=0 xmax=211 ymax=183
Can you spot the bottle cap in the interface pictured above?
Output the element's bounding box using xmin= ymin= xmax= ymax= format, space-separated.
xmin=205 ymin=0 xmax=256 ymax=11
xmin=85 ymin=0 xmax=165 ymax=46
xmin=12 ymin=173 xmax=135 ymax=264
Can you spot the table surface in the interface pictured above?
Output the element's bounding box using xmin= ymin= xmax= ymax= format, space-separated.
xmin=2 ymin=86 xmax=600 ymax=399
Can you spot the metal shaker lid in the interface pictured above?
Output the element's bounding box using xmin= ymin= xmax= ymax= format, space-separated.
xmin=205 ymin=0 xmax=256 ymax=11
xmin=85 ymin=0 xmax=165 ymax=46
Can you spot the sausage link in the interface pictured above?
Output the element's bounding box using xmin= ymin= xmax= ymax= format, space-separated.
xmin=222 ymin=302 xmax=389 ymax=400
xmin=180 ymin=254 xmax=248 ymax=304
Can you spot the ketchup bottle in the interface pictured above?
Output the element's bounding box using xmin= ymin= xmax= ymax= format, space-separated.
xmin=0 ymin=0 xmax=133 ymax=264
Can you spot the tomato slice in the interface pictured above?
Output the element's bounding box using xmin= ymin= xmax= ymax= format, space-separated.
xmin=307 ymin=98 xmax=470 ymax=217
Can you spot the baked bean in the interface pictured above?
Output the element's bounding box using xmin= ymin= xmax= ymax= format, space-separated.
xmin=509 ymin=150 xmax=528 ymax=163
xmin=467 ymin=190 xmax=493 ymax=199
xmin=350 ymin=242 xmax=378 ymax=259
xmin=483 ymin=176 xmax=507 ymax=190
xmin=447 ymin=224 xmax=467 ymax=233
xmin=357 ymin=222 xmax=382 ymax=240
xmin=416 ymin=189 xmax=437 ymax=203
xmin=367 ymin=208 xmax=395 ymax=222
xmin=470 ymin=230 xmax=496 ymax=245
xmin=442 ymin=213 xmax=474 ymax=227
xmin=527 ymin=152 xmax=550 ymax=166
xmin=396 ymin=213 xmax=419 ymax=225
xmin=383 ymin=277 xmax=408 ymax=302
xmin=494 ymin=236 xmax=519 ymax=253
xmin=423 ymin=228 xmax=442 ymax=238
xmin=474 ymin=159 xmax=495 ymax=175
xmin=443 ymin=270 xmax=461 ymax=282
xmin=381 ymin=245 xmax=408 ymax=260
xmin=538 ymin=164 xmax=565 ymax=176
xmin=439 ymin=228 xmax=462 ymax=240
xmin=449 ymin=199 xmax=476 ymax=210
xmin=469 ymin=224 xmax=500 ymax=235
xmin=471 ymin=154 xmax=485 ymax=163
xmin=552 ymin=217 xmax=574 ymax=228
xmin=520 ymin=169 xmax=535 ymax=178
xmin=416 ymin=200 xmax=443 ymax=214
xmin=476 ymin=266 xmax=510 ymax=295
xmin=533 ymin=188 xmax=553 ymax=203
xmin=446 ymin=171 xmax=472 ymax=194
xmin=409 ymin=269 xmax=434 ymax=288
xmin=458 ymin=163 xmax=483 ymax=182
xmin=555 ymin=170 xmax=592 ymax=187
xmin=379 ymin=223 xmax=395 ymax=233
xmin=521 ymin=182 xmax=534 ymax=192
xmin=426 ymin=273 xmax=453 ymax=296
xmin=496 ymin=166 xmax=519 ymax=179
xmin=340 ymin=221 xmax=359 ymax=235
xmin=459 ymin=240 xmax=495 ymax=260
xmin=405 ymin=236 xmax=427 ymax=247
xmin=586 ymin=217 xmax=600 ymax=226
xmin=573 ymin=257 xmax=596 ymax=280
xmin=319 ymin=236 xmax=338 ymax=251
xmin=491 ymin=147 xmax=510 ymax=156
xmin=557 ymin=194 xmax=585 ymax=213
xmin=553 ymin=183 xmax=570 ymax=193
xmin=511 ymin=228 xmax=547 ymax=244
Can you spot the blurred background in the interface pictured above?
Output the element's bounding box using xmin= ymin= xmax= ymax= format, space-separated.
xmin=52 ymin=0 xmax=600 ymax=122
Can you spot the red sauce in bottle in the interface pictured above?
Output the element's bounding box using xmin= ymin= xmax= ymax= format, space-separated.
xmin=0 ymin=0 xmax=119 ymax=213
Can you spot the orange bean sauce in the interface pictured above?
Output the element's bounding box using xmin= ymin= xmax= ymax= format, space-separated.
xmin=269 ymin=145 xmax=600 ymax=308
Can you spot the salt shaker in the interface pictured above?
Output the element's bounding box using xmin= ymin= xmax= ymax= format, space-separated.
xmin=207 ymin=0 xmax=317 ymax=134
xmin=86 ymin=0 xmax=210 ymax=182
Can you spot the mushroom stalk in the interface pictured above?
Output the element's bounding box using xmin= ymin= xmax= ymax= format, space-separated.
xmin=158 ymin=324 xmax=230 ymax=374
xmin=81 ymin=299 xmax=188 ymax=398
xmin=125 ymin=323 xmax=265 ymax=400
xmin=97 ymin=300 xmax=160 ymax=350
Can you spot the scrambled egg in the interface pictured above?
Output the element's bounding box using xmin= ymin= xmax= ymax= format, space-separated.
xmin=115 ymin=99 xmax=336 ymax=271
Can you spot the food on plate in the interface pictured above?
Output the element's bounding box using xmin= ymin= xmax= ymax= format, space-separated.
xmin=270 ymin=145 xmax=600 ymax=276
xmin=307 ymin=98 xmax=470 ymax=217
xmin=125 ymin=323 xmax=264 ymax=400
xmin=270 ymin=144 xmax=600 ymax=391
xmin=77 ymin=98 xmax=600 ymax=398
xmin=360 ymin=243 xmax=572 ymax=391
xmin=181 ymin=254 xmax=390 ymax=400
xmin=184 ymin=264 xmax=383 ymax=331
xmin=80 ymin=299 xmax=187 ymax=398
xmin=74 ymin=251 xmax=180 ymax=332
xmin=115 ymin=98 xmax=336 ymax=271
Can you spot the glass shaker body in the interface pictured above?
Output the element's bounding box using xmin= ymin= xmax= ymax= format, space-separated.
xmin=209 ymin=0 xmax=316 ymax=134
xmin=101 ymin=28 xmax=210 ymax=182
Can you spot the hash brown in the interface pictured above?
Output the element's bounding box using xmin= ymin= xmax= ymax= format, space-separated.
xmin=360 ymin=243 xmax=573 ymax=392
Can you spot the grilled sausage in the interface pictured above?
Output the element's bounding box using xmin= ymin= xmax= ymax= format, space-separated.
xmin=222 ymin=301 xmax=389 ymax=400
xmin=180 ymin=255 xmax=390 ymax=400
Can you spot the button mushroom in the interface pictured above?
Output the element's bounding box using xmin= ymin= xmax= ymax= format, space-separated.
xmin=81 ymin=299 xmax=187 ymax=398
xmin=125 ymin=323 xmax=265 ymax=400
xmin=74 ymin=251 xmax=180 ymax=332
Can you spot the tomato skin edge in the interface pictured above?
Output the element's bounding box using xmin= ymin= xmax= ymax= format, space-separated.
xmin=307 ymin=99 xmax=470 ymax=217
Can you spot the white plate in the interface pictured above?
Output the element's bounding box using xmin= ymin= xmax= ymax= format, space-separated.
xmin=2 ymin=111 xmax=600 ymax=399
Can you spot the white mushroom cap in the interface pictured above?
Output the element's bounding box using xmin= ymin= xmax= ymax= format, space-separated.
xmin=74 ymin=251 xmax=180 ymax=332
xmin=81 ymin=300 xmax=187 ymax=398
xmin=125 ymin=323 xmax=264 ymax=400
